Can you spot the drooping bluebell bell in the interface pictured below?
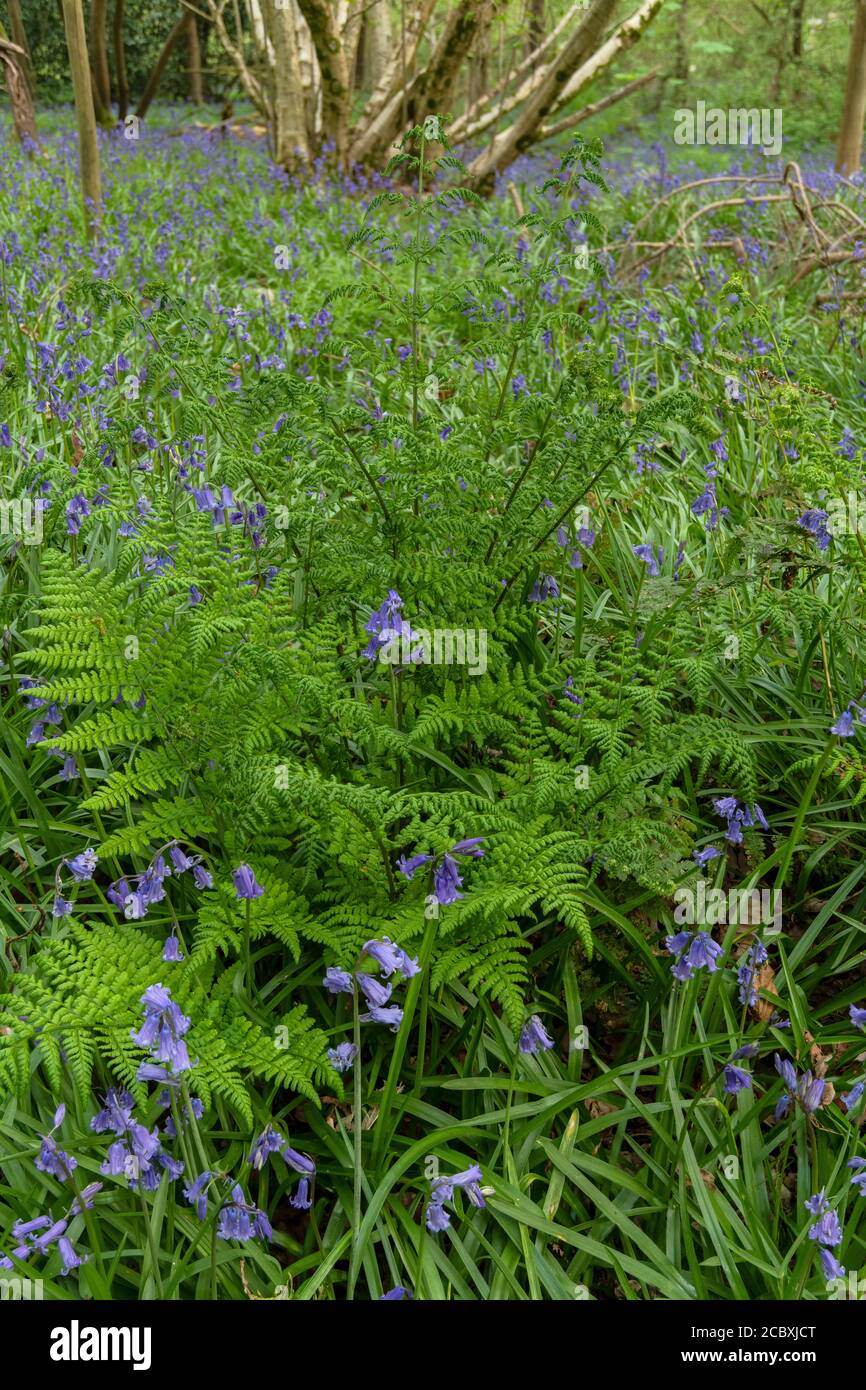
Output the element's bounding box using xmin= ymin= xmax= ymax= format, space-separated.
xmin=632 ymin=543 xmax=663 ymax=577
xmin=192 ymin=864 xmax=213 ymax=890
xmin=184 ymin=1171 xmax=212 ymax=1220
xmin=247 ymin=1126 xmax=286 ymax=1171
xmin=58 ymin=1234 xmax=84 ymax=1276
xmin=529 ymin=574 xmax=560 ymax=602
xmin=290 ymin=1178 xmax=312 ymax=1211
xmin=692 ymin=846 xmax=722 ymax=866
xmin=850 ymin=1004 xmax=866 ymax=1029
xmin=774 ymin=1053 xmax=825 ymax=1120
xmin=233 ymin=863 xmax=264 ymax=899
xmin=357 ymin=972 xmax=392 ymax=1008
xmin=664 ymin=930 xmax=723 ymax=981
xmin=162 ymin=934 xmax=184 ymax=962
xmin=380 ymin=1286 xmax=413 ymax=1299
xmin=323 ymin=966 xmax=354 ymax=994
xmin=65 ymin=849 xmax=98 ymax=881
xmin=737 ymin=938 xmax=768 ymax=1008
xmin=723 ymin=1064 xmax=752 ymax=1094
xmin=53 ymin=895 xmax=73 ymax=917
xmin=798 ymin=508 xmax=832 ymax=551
xmin=519 ymin=1015 xmax=555 ymax=1054
xmin=327 ymin=1041 xmax=358 ymax=1073
xmin=831 ymin=709 xmax=855 ymax=737
xmin=360 ymin=1002 xmax=404 ymax=1030
xmin=131 ymin=983 xmax=193 ymax=1074
xmin=848 ymin=1158 xmax=866 ymax=1196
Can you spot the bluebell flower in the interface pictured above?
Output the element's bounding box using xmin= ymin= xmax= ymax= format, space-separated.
xmin=130 ymin=983 xmax=192 ymax=1074
xmin=53 ymin=895 xmax=73 ymax=917
xmin=34 ymin=1135 xmax=77 ymax=1181
xmin=247 ymin=1126 xmax=286 ymax=1171
xmin=798 ymin=508 xmax=832 ymax=551
xmin=632 ymin=543 xmax=663 ymax=577
xmin=361 ymin=1003 xmax=404 ymax=1030
xmin=808 ymin=1208 xmax=843 ymax=1247
xmin=233 ymin=863 xmax=264 ymax=899
xmin=842 ymin=1080 xmax=865 ymax=1112
xmin=732 ymin=1043 xmax=760 ymax=1059
xmin=380 ymin=1286 xmax=413 ymax=1299
xmin=397 ymin=852 xmax=434 ymax=880
xmin=323 ymin=966 xmax=354 ymax=994
xmin=65 ymin=849 xmax=98 ymax=881
xmin=282 ymin=1147 xmax=315 ymax=1176
xmin=848 ymin=1158 xmax=866 ymax=1195
xmin=289 ymin=1178 xmax=312 ymax=1210
xmin=528 ymin=574 xmax=560 ymax=602
xmin=184 ymin=1171 xmax=212 ymax=1220
xmin=192 ymin=864 xmax=213 ymax=890
xmin=162 ymin=934 xmax=184 ymax=962
xmin=519 ymin=1015 xmax=555 ymax=1054
xmin=819 ymin=1248 xmax=845 ymax=1281
xmin=850 ymin=1005 xmax=866 ymax=1029
xmin=361 ymin=937 xmax=404 ymax=976
xmin=217 ymin=1184 xmax=257 ymax=1241
xmin=693 ymin=846 xmax=721 ymax=866
xmin=804 ymin=1191 xmax=828 ymax=1216
xmin=425 ymin=1201 xmax=451 ymax=1232
xmin=357 ymin=972 xmax=392 ymax=1008
xmin=58 ymin=1234 xmax=84 ymax=1276
xmin=327 ymin=1041 xmax=358 ymax=1073
xmin=723 ymin=1064 xmax=752 ymax=1094
xmin=831 ymin=709 xmax=855 ymax=737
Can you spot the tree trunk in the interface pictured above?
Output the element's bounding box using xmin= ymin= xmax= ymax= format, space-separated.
xmin=136 ymin=10 xmax=188 ymax=119
xmin=467 ymin=0 xmax=620 ymax=185
xmin=114 ymin=0 xmax=129 ymax=121
xmin=186 ymin=9 xmax=204 ymax=103
xmin=527 ymin=0 xmax=545 ymax=57
xmin=294 ymin=0 xmax=350 ymax=162
xmin=790 ymin=0 xmax=805 ymax=60
xmin=0 ymin=35 xmax=39 ymax=148
xmin=90 ymin=0 xmax=112 ymax=116
xmin=270 ymin=0 xmax=310 ymax=163
xmin=837 ymin=0 xmax=866 ymax=174
xmin=6 ymin=0 xmax=35 ymax=99
xmin=673 ymin=0 xmax=687 ymax=84
xmin=60 ymin=0 xmax=102 ymax=237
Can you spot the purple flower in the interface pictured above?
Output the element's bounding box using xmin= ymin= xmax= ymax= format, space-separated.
xmin=380 ymin=1286 xmax=413 ymax=1300
xmin=723 ymin=1064 xmax=752 ymax=1094
xmin=357 ymin=972 xmax=392 ymax=1008
xmin=361 ymin=1003 xmax=404 ymax=1030
xmin=34 ymin=1134 xmax=77 ymax=1181
xmin=819 ymin=1248 xmax=845 ymax=1281
xmin=162 ymin=935 xmax=184 ymax=962
xmin=632 ymin=543 xmax=663 ymax=577
xmin=842 ymin=1080 xmax=865 ymax=1113
xmin=519 ymin=1015 xmax=555 ymax=1054
xmin=184 ymin=1171 xmax=212 ymax=1220
xmin=282 ymin=1147 xmax=316 ymax=1176
xmin=397 ymin=852 xmax=434 ymax=880
xmin=832 ymin=710 xmax=855 ymax=737
xmin=323 ymin=966 xmax=354 ymax=994
xmin=850 ymin=1005 xmax=866 ymax=1029
xmin=192 ymin=864 xmax=213 ymax=890
xmin=425 ymin=1201 xmax=451 ymax=1232
xmin=131 ymin=983 xmax=192 ymax=1074
xmin=362 ymin=937 xmax=404 ymax=977
xmin=65 ymin=849 xmax=98 ymax=881
xmin=247 ymin=1126 xmax=286 ymax=1171
xmin=327 ymin=1042 xmax=358 ymax=1073
xmin=233 ymin=863 xmax=264 ymax=899
xmin=693 ymin=846 xmax=721 ymax=866
xmin=53 ymin=895 xmax=73 ymax=917
xmin=58 ymin=1234 xmax=84 ymax=1276
xmin=289 ymin=1178 xmax=312 ymax=1210
xmin=808 ymin=1208 xmax=843 ymax=1248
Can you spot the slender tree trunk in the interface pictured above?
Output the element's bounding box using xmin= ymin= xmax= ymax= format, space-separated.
xmin=6 ymin=0 xmax=35 ymax=98
xmin=186 ymin=9 xmax=204 ymax=103
xmin=90 ymin=0 xmax=112 ymax=115
xmin=836 ymin=0 xmax=866 ymax=174
xmin=791 ymin=0 xmax=805 ymax=60
xmin=60 ymin=0 xmax=102 ymax=237
xmin=0 ymin=34 xmax=39 ymax=148
xmin=527 ymin=0 xmax=545 ymax=57
xmin=270 ymin=0 xmax=309 ymax=163
xmin=114 ymin=0 xmax=129 ymax=121
xmin=136 ymin=10 xmax=188 ymax=119
xmin=295 ymin=0 xmax=350 ymax=162
xmin=673 ymin=0 xmax=687 ymax=84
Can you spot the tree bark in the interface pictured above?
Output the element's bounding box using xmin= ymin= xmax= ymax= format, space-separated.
xmin=136 ymin=10 xmax=188 ymax=119
xmin=114 ymin=0 xmax=129 ymax=121
xmin=467 ymin=0 xmax=621 ymax=185
xmin=837 ymin=0 xmax=866 ymax=174
xmin=294 ymin=0 xmax=350 ymax=162
xmin=0 ymin=34 xmax=39 ymax=148
xmin=790 ymin=0 xmax=805 ymax=60
xmin=186 ymin=9 xmax=204 ymax=103
xmin=6 ymin=0 xmax=35 ymax=99
xmin=527 ymin=0 xmax=545 ymax=57
xmin=60 ymin=0 xmax=102 ymax=237
xmin=269 ymin=0 xmax=310 ymax=163
xmin=90 ymin=0 xmax=112 ymax=115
